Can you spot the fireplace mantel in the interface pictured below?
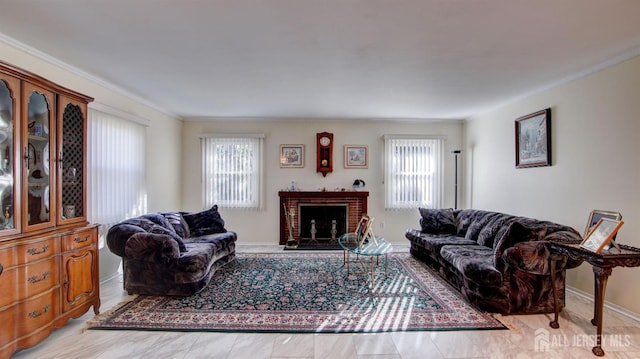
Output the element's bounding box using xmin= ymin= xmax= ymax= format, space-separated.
xmin=279 ymin=191 xmax=369 ymax=245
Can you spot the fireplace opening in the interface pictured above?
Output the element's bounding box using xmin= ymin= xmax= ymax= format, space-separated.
xmin=299 ymin=204 xmax=348 ymax=241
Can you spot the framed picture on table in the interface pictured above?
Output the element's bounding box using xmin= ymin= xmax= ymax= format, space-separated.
xmin=354 ymin=215 xmax=373 ymax=248
xmin=584 ymin=210 xmax=622 ymax=238
xmin=580 ymin=218 xmax=624 ymax=254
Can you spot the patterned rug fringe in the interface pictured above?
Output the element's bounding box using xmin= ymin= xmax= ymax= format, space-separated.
xmin=84 ymin=294 xmax=138 ymax=332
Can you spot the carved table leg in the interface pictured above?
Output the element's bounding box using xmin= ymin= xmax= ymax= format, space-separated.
xmin=591 ymin=266 xmax=612 ymax=357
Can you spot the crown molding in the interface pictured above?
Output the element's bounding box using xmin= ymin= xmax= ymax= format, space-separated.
xmin=0 ymin=32 xmax=177 ymax=119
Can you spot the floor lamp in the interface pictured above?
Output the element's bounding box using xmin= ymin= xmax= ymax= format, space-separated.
xmin=451 ymin=150 xmax=461 ymax=209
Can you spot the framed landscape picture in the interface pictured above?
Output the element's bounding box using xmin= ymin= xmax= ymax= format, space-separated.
xmin=279 ymin=144 xmax=304 ymax=168
xmin=515 ymin=108 xmax=551 ymax=168
xmin=344 ymin=145 xmax=368 ymax=168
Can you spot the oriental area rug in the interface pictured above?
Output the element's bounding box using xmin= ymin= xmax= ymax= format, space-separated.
xmin=87 ymin=252 xmax=506 ymax=333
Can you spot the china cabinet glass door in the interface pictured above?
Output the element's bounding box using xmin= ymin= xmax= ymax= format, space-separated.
xmin=23 ymin=82 xmax=55 ymax=231
xmin=0 ymin=75 xmax=19 ymax=235
xmin=58 ymin=96 xmax=86 ymax=223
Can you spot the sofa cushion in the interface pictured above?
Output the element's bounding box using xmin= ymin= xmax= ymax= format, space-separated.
xmin=419 ymin=208 xmax=456 ymax=234
xmin=454 ymin=209 xmax=490 ymax=237
xmin=476 ymin=214 xmax=517 ymax=248
xmin=440 ymin=245 xmax=502 ymax=287
xmin=175 ymin=243 xmax=216 ymax=282
xmin=182 ymin=205 xmax=227 ymax=237
xmin=406 ymin=229 xmax=477 ymax=253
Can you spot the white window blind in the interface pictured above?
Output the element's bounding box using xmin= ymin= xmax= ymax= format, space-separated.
xmin=202 ymin=135 xmax=264 ymax=209
xmin=384 ymin=136 xmax=443 ymax=210
xmin=88 ymin=109 xmax=146 ymax=247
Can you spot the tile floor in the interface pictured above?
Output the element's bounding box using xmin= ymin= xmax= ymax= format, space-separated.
xmin=10 ymin=244 xmax=640 ymax=359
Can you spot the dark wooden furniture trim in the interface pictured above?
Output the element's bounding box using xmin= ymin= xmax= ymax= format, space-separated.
xmin=548 ymin=241 xmax=640 ymax=356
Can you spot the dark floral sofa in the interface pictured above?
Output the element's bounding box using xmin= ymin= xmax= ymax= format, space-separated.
xmin=405 ymin=208 xmax=582 ymax=314
xmin=106 ymin=205 xmax=237 ymax=296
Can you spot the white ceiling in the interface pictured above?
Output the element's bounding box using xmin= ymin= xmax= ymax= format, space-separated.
xmin=1 ymin=0 xmax=640 ymax=120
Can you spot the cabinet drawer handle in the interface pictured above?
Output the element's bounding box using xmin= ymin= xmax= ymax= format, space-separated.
xmin=28 ymin=304 xmax=51 ymax=318
xmin=28 ymin=271 xmax=50 ymax=283
xmin=74 ymin=235 xmax=91 ymax=243
xmin=27 ymin=245 xmax=50 ymax=256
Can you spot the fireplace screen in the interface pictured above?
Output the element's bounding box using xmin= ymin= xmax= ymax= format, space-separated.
xmin=299 ymin=204 xmax=348 ymax=241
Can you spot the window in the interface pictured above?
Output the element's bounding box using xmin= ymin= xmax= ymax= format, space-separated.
xmin=88 ymin=109 xmax=147 ymax=247
xmin=202 ymin=135 xmax=264 ymax=209
xmin=384 ymin=136 xmax=443 ymax=210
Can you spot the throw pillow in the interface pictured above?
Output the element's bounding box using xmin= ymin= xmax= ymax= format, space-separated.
xmin=419 ymin=208 xmax=456 ymax=234
xmin=161 ymin=211 xmax=191 ymax=239
xmin=182 ymin=205 xmax=227 ymax=237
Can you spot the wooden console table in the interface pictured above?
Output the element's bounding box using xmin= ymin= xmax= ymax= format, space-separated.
xmin=548 ymin=241 xmax=640 ymax=356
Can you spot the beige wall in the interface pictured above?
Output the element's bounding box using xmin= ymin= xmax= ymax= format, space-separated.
xmin=1 ymin=40 xmax=183 ymax=280
xmin=465 ymin=55 xmax=640 ymax=314
xmin=181 ymin=119 xmax=464 ymax=246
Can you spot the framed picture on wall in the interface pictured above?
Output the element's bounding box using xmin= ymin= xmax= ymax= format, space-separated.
xmin=344 ymin=145 xmax=368 ymax=168
xmin=279 ymin=144 xmax=304 ymax=168
xmin=515 ymin=108 xmax=551 ymax=168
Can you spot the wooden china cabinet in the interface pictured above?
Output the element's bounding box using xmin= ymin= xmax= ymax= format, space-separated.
xmin=0 ymin=61 xmax=99 ymax=359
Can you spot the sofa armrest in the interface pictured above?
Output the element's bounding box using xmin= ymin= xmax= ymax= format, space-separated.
xmin=494 ymin=221 xmax=546 ymax=262
xmin=124 ymin=232 xmax=180 ymax=264
xmin=499 ymin=241 xmax=569 ymax=275
xmin=495 ymin=229 xmax=581 ymax=275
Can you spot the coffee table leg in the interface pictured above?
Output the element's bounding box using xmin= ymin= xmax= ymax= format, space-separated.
xmin=346 ymin=251 xmax=350 ymax=276
xmin=370 ymin=256 xmax=375 ymax=287
xmin=384 ymin=254 xmax=388 ymax=277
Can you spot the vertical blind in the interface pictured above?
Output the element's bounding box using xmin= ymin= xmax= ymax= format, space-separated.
xmin=88 ymin=109 xmax=146 ymax=247
xmin=202 ymin=135 xmax=264 ymax=209
xmin=384 ymin=136 xmax=443 ymax=210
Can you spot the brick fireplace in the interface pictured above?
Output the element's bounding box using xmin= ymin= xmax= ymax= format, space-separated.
xmin=278 ymin=191 xmax=368 ymax=246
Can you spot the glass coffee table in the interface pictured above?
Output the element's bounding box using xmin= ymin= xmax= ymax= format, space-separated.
xmin=338 ymin=233 xmax=393 ymax=287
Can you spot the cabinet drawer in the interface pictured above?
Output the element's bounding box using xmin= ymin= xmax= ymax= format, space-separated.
xmin=18 ymin=257 xmax=60 ymax=300
xmin=15 ymin=288 xmax=59 ymax=338
xmin=61 ymin=229 xmax=96 ymax=252
xmin=14 ymin=237 xmax=59 ymax=267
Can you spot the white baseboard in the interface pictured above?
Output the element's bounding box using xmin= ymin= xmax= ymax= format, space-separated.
xmin=100 ymin=272 xmax=121 ymax=285
xmin=567 ymin=285 xmax=640 ymax=324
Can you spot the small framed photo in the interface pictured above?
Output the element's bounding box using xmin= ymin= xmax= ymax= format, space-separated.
xmin=580 ymin=218 xmax=624 ymax=254
xmin=515 ymin=108 xmax=551 ymax=168
xmin=279 ymin=144 xmax=304 ymax=168
xmin=355 ymin=215 xmax=373 ymax=248
xmin=584 ymin=210 xmax=622 ymax=238
xmin=344 ymin=145 xmax=368 ymax=169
